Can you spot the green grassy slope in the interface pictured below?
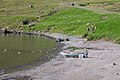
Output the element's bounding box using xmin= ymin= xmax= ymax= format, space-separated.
xmin=35 ymin=8 xmax=100 ymax=33
xmin=35 ymin=8 xmax=120 ymax=43
xmin=0 ymin=0 xmax=119 ymax=29
xmin=0 ymin=0 xmax=120 ymax=43
xmin=0 ymin=0 xmax=60 ymax=29
xmin=92 ymin=14 xmax=120 ymax=43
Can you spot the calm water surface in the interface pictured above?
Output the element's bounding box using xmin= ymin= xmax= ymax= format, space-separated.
xmin=0 ymin=34 xmax=58 ymax=73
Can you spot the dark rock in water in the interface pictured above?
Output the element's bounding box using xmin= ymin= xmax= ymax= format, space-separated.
xmin=4 ymin=29 xmax=7 ymax=35
xmin=4 ymin=29 xmax=13 ymax=35
xmin=26 ymin=32 xmax=32 ymax=35
xmin=18 ymin=32 xmax=21 ymax=34
xmin=11 ymin=29 xmax=18 ymax=34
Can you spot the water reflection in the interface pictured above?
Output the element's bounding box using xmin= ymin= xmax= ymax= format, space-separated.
xmin=0 ymin=34 xmax=57 ymax=73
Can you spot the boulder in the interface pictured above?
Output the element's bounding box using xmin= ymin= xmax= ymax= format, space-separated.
xmin=66 ymin=38 xmax=70 ymax=41
xmin=72 ymin=3 xmax=75 ymax=6
xmin=56 ymin=38 xmax=65 ymax=42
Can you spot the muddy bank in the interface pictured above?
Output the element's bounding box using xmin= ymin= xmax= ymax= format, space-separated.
xmin=0 ymin=33 xmax=120 ymax=80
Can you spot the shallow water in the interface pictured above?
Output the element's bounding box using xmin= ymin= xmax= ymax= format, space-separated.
xmin=0 ymin=34 xmax=58 ymax=73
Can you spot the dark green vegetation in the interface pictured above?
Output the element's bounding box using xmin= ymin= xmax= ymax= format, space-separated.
xmin=0 ymin=34 xmax=57 ymax=72
xmin=0 ymin=0 xmax=120 ymax=43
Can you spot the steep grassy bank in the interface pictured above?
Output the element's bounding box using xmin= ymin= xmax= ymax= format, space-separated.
xmin=35 ymin=8 xmax=120 ymax=43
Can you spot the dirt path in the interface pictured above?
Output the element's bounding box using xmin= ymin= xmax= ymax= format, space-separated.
xmin=0 ymin=33 xmax=120 ymax=80
xmin=74 ymin=6 xmax=120 ymax=14
xmin=59 ymin=2 xmax=120 ymax=14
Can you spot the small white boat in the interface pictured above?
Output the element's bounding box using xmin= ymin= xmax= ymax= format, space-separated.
xmin=61 ymin=49 xmax=88 ymax=58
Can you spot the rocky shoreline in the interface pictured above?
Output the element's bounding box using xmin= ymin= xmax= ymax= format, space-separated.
xmin=0 ymin=28 xmax=71 ymax=43
xmin=0 ymin=32 xmax=120 ymax=80
xmin=0 ymin=28 xmax=56 ymax=40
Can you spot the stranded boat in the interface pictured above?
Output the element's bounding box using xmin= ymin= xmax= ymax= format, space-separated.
xmin=61 ymin=49 xmax=88 ymax=58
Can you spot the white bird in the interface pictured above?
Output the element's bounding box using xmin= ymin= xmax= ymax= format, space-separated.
xmin=18 ymin=52 xmax=21 ymax=54
xmin=4 ymin=49 xmax=7 ymax=53
xmin=40 ymin=51 xmax=42 ymax=52
xmin=32 ymin=51 xmax=35 ymax=53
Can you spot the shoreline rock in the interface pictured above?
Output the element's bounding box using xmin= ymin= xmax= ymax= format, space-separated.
xmin=0 ymin=29 xmax=57 ymax=40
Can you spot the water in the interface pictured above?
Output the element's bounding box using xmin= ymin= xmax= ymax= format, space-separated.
xmin=0 ymin=34 xmax=59 ymax=74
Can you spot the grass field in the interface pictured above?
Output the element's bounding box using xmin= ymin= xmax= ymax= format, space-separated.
xmin=0 ymin=0 xmax=120 ymax=43
xmin=35 ymin=8 xmax=120 ymax=43
xmin=0 ymin=0 xmax=119 ymax=28
xmin=0 ymin=0 xmax=61 ymax=29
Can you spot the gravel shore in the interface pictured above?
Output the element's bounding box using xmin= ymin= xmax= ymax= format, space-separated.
xmin=0 ymin=33 xmax=120 ymax=80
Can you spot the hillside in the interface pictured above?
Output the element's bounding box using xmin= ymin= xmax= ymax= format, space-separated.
xmin=0 ymin=0 xmax=120 ymax=43
xmin=35 ymin=8 xmax=120 ymax=43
